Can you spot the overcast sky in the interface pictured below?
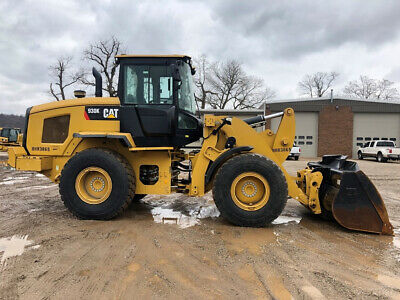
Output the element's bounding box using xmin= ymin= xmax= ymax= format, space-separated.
xmin=1 ymin=0 xmax=400 ymax=114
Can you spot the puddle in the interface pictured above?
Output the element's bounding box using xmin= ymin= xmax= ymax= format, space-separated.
xmin=143 ymin=194 xmax=220 ymax=229
xmin=143 ymin=194 xmax=302 ymax=229
xmin=222 ymin=228 xmax=278 ymax=255
xmin=0 ymin=235 xmax=40 ymax=266
xmin=272 ymin=215 xmax=302 ymax=225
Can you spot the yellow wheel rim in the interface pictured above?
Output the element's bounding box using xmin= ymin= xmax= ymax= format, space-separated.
xmin=230 ymin=172 xmax=270 ymax=211
xmin=75 ymin=167 xmax=112 ymax=205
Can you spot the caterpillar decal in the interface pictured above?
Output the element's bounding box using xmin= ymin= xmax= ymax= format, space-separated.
xmin=84 ymin=106 xmax=120 ymax=120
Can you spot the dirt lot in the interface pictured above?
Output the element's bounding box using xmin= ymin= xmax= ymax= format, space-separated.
xmin=0 ymin=152 xmax=399 ymax=299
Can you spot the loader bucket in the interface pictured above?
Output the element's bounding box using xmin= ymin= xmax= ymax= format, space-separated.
xmin=308 ymin=155 xmax=394 ymax=235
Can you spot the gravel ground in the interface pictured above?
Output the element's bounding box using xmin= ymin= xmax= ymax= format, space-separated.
xmin=0 ymin=152 xmax=399 ymax=299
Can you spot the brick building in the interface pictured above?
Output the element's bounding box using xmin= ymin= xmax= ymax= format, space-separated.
xmin=261 ymin=97 xmax=400 ymax=158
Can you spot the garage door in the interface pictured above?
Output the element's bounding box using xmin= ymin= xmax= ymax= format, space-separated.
xmin=271 ymin=112 xmax=318 ymax=157
xmin=353 ymin=113 xmax=400 ymax=158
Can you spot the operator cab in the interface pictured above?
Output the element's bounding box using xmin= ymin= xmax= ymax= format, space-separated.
xmin=0 ymin=127 xmax=20 ymax=143
xmin=115 ymin=55 xmax=202 ymax=147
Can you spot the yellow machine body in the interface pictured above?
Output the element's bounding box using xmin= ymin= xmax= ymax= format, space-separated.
xmin=7 ymin=100 xmax=325 ymax=215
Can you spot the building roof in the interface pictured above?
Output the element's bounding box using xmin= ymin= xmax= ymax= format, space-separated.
xmin=261 ymin=96 xmax=400 ymax=113
xmin=263 ymin=96 xmax=400 ymax=105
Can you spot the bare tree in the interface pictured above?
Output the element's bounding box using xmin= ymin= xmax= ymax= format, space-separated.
xmin=193 ymin=55 xmax=214 ymax=109
xmin=298 ymin=72 xmax=339 ymax=97
xmin=376 ymin=79 xmax=399 ymax=100
xmin=343 ymin=76 xmax=399 ymax=100
xmin=206 ymin=59 xmax=275 ymax=109
xmin=49 ymin=57 xmax=83 ymax=101
xmin=81 ymin=36 xmax=124 ymax=97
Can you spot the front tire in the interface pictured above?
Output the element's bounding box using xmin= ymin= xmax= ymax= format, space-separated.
xmin=358 ymin=151 xmax=363 ymax=160
xmin=213 ymin=154 xmax=288 ymax=227
xmin=59 ymin=149 xmax=135 ymax=220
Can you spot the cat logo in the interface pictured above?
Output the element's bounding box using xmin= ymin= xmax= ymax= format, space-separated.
xmin=84 ymin=106 xmax=120 ymax=121
xmin=103 ymin=108 xmax=119 ymax=119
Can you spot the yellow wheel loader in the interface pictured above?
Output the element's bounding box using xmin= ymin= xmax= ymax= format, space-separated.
xmin=0 ymin=127 xmax=22 ymax=152
xmin=7 ymin=55 xmax=393 ymax=235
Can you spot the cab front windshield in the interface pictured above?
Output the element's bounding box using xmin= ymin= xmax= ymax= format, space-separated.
xmin=178 ymin=62 xmax=196 ymax=115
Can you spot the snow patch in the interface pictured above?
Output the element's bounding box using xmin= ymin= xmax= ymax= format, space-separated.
xmin=151 ymin=207 xmax=199 ymax=228
xmin=18 ymin=185 xmax=56 ymax=191
xmin=272 ymin=215 xmax=302 ymax=225
xmin=0 ymin=178 xmax=29 ymax=185
xmin=145 ymin=194 xmax=220 ymax=229
xmin=0 ymin=235 xmax=40 ymax=267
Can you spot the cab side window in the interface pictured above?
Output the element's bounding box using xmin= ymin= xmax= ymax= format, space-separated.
xmin=124 ymin=65 xmax=173 ymax=105
xmin=8 ymin=129 xmax=18 ymax=143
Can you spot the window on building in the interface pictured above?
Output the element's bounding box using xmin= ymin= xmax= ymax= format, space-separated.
xmin=298 ymin=136 xmax=305 ymax=139
xmin=373 ymin=137 xmax=379 ymax=140
xmin=306 ymin=141 xmax=312 ymax=145
xmin=298 ymin=141 xmax=305 ymax=145
xmin=390 ymin=138 xmax=397 ymax=141
xmin=306 ymin=136 xmax=313 ymax=139
xmin=365 ymin=137 xmax=371 ymax=141
xmin=381 ymin=137 xmax=388 ymax=140
xmin=356 ymin=137 xmax=363 ymax=141
xmin=356 ymin=143 xmax=363 ymax=147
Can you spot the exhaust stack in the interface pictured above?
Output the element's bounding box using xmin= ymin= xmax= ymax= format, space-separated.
xmin=92 ymin=67 xmax=102 ymax=97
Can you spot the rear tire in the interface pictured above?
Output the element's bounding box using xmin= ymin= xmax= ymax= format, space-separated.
xmin=358 ymin=151 xmax=363 ymax=160
xmin=377 ymin=152 xmax=386 ymax=163
xmin=213 ymin=153 xmax=288 ymax=227
xmin=59 ymin=149 xmax=135 ymax=220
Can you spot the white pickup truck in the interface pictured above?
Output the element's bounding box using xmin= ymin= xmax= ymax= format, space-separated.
xmin=357 ymin=140 xmax=400 ymax=162
xmin=288 ymin=143 xmax=301 ymax=160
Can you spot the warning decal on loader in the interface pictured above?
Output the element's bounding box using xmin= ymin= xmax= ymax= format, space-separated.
xmin=84 ymin=106 xmax=120 ymax=121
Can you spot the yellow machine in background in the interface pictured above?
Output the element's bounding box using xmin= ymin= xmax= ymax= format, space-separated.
xmin=0 ymin=127 xmax=22 ymax=152
xmin=7 ymin=54 xmax=393 ymax=235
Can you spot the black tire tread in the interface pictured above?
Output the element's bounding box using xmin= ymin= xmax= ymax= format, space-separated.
xmin=212 ymin=153 xmax=288 ymax=227
xmin=59 ymin=148 xmax=135 ymax=220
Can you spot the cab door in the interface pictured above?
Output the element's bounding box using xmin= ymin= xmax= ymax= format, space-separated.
xmin=119 ymin=64 xmax=177 ymax=146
